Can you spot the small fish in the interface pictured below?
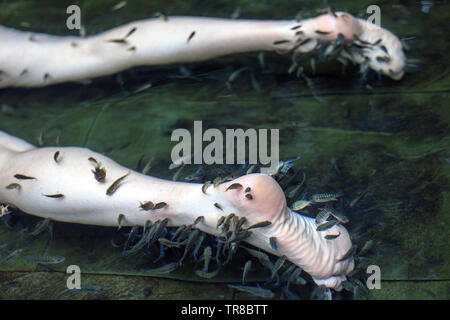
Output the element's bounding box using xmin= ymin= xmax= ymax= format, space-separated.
xmin=143 ymin=219 xmax=152 ymax=233
xmin=244 ymin=247 xmax=273 ymax=270
xmin=107 ymin=38 xmax=127 ymax=44
xmin=106 ymin=172 xmax=130 ymax=195
xmin=180 ymin=229 xmax=199 ymax=262
xmin=298 ymin=38 xmax=311 ymax=47
xmin=192 ymin=215 xmax=204 ymax=226
xmin=183 ymin=168 xmax=205 ymax=182
xmin=224 ymin=242 xmax=238 ymax=264
xmin=0 ymin=205 xmax=10 ymax=217
xmin=187 ymin=31 xmax=196 ymax=43
xmin=287 ymin=173 xmax=306 ymax=199
xmin=147 ymin=262 xmax=180 ymax=274
xmin=310 ymin=57 xmax=316 ymax=74
xmin=158 ymin=238 xmax=185 ymax=248
xmin=380 ymin=45 xmax=389 ymax=55
xmin=242 ymin=260 xmax=252 ymax=284
xmin=125 ymin=27 xmax=137 ymax=39
xmin=337 ymin=244 xmax=357 ymax=262
xmin=234 ymin=229 xmax=252 ymax=242
xmin=335 ymin=33 xmax=345 ymax=47
xmin=323 ymin=44 xmax=334 ymax=57
xmin=216 ymin=216 xmax=226 ymax=230
xmin=228 ymin=284 xmax=274 ymax=299
xmin=231 ymin=6 xmax=241 ymax=19
xmin=154 ymin=12 xmax=169 ymax=21
xmin=123 ymin=226 xmax=155 ymax=256
xmin=1 ymin=248 xmax=24 ymax=263
xmin=376 ymin=56 xmax=391 ymax=63
xmin=1 ymin=104 xmax=17 ymax=116
xmin=246 ymin=221 xmax=272 ymax=230
xmin=221 ymin=213 xmax=235 ymax=232
xmin=43 ymin=193 xmax=64 ymax=198
xmin=195 ymin=267 xmax=221 ymax=279
xmin=170 ymin=224 xmax=186 ymax=241
xmin=269 ymin=237 xmax=278 ymax=251
xmin=246 ymin=164 xmax=258 ymax=174
xmin=153 ymin=202 xmax=167 ymax=210
xmin=139 ymin=201 xmax=154 ymax=211
xmin=214 ymin=203 xmax=223 ymax=211
xmin=151 ymin=218 xmax=169 ymax=245
xmin=91 ymin=166 xmax=106 ymax=182
xmin=5 ymin=183 xmax=21 ymax=190
xmin=293 ymin=275 xmax=307 ymax=286
xmin=88 ymin=157 xmax=98 ymax=164
xmin=202 ymin=246 xmax=212 ymax=272
xmin=292 ymin=200 xmax=312 ymax=211
xmin=133 ymin=82 xmax=152 ymax=94
xmin=359 ymin=239 xmax=374 ymax=256
xmin=122 ymin=225 xmax=139 ymax=252
xmin=227 ymin=67 xmax=248 ymax=84
xmin=324 ymin=232 xmax=341 ymax=240
xmin=29 ymin=217 xmax=51 ymax=236
xmin=288 ymin=63 xmax=298 ymax=74
xmin=226 ymin=183 xmax=242 ymax=191
xmin=373 ymin=38 xmax=382 ymax=46
xmin=172 ymin=164 xmax=185 ymax=181
xmin=311 ymin=192 xmax=343 ymax=203
xmin=258 ymin=52 xmax=265 ymax=70
xmin=111 ymin=1 xmax=127 ymax=11
xmin=327 ymin=6 xmax=337 ymax=17
xmin=316 ymin=220 xmax=339 ymax=231
xmin=245 ymin=194 xmax=253 ymax=200
xmin=280 ymin=264 xmax=296 ymax=281
xmin=286 ymin=267 xmax=303 ymax=286
xmin=202 ymin=181 xmax=212 ymax=194
xmin=273 ymin=40 xmax=290 ymax=45
xmin=213 ymin=177 xmax=222 ymax=188
xmin=26 ymin=255 xmax=65 ymax=264
xmin=192 ymin=232 xmax=205 ymax=260
xmin=279 ymin=156 xmax=301 ymax=175
xmin=271 ymin=255 xmax=286 ymax=279
xmin=53 ymin=151 xmax=60 ymax=163
xmin=315 ymin=30 xmax=331 ymax=35
xmin=324 ymin=206 xmax=349 ymax=224
xmin=117 ymin=213 xmax=125 ymax=230
xmin=315 ymin=208 xmax=331 ymax=224
xmin=14 ymin=174 xmax=36 ymax=180
xmin=235 ymin=217 xmax=247 ymax=232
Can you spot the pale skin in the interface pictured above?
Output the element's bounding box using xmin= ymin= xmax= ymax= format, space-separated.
xmin=0 ymin=130 xmax=354 ymax=290
xmin=0 ymin=11 xmax=406 ymax=88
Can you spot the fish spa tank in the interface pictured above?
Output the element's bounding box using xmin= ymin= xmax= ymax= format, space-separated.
xmin=0 ymin=0 xmax=448 ymax=302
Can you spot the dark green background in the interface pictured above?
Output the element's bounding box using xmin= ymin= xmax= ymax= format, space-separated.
xmin=0 ymin=0 xmax=448 ymax=299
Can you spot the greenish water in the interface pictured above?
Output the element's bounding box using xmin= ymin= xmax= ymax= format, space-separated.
xmin=0 ymin=0 xmax=448 ymax=299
